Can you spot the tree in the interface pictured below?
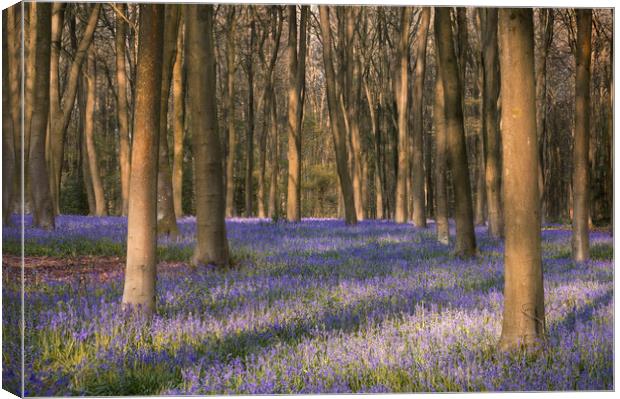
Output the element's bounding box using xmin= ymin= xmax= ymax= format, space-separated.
xmin=115 ymin=3 xmax=131 ymax=216
xmin=48 ymin=3 xmax=101 ymax=215
xmin=572 ymin=9 xmax=592 ymax=262
xmin=498 ymin=8 xmax=545 ymax=350
xmin=394 ymin=7 xmax=411 ymax=224
xmin=411 ymin=7 xmax=431 ymax=227
xmin=28 ymin=2 xmax=55 ymax=230
xmin=479 ymin=8 xmax=504 ymax=238
xmin=186 ymin=3 xmax=230 ymax=267
xmin=286 ymin=5 xmax=308 ymax=222
xmin=172 ymin=18 xmax=185 ymax=219
xmin=156 ymin=5 xmax=181 ymax=237
xmin=433 ymin=43 xmax=450 ymax=245
xmin=318 ymin=5 xmax=357 ymax=225
xmin=434 ymin=7 xmax=476 ymax=257
xmin=84 ymin=47 xmax=107 ymax=216
xmin=245 ymin=17 xmax=256 ymax=217
xmin=121 ymin=4 xmax=165 ymax=315
xmin=2 ymin=8 xmax=16 ymax=225
xmin=225 ymin=7 xmax=237 ymax=218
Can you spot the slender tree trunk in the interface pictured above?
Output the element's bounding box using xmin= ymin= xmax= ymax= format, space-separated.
xmin=245 ymin=19 xmax=256 ymax=217
xmin=411 ymin=7 xmax=431 ymax=227
xmin=225 ymin=9 xmax=237 ymax=218
xmin=28 ymin=3 xmax=54 ymax=230
xmin=364 ymin=80 xmax=384 ymax=220
xmin=498 ymin=8 xmax=545 ymax=351
xmin=7 ymin=6 xmax=23 ymax=216
xmin=286 ymin=5 xmax=307 ymax=222
xmin=319 ymin=5 xmax=356 ymax=225
xmin=435 ymin=7 xmax=476 ymax=257
xmin=473 ymin=46 xmax=487 ymax=226
xmin=480 ymin=8 xmax=504 ymax=238
xmin=121 ymin=4 xmax=165 ymax=315
xmin=172 ymin=20 xmax=184 ymax=219
xmin=48 ymin=3 xmax=100 ymax=216
xmin=572 ymin=9 xmax=592 ymax=262
xmin=186 ymin=4 xmax=230 ymax=266
xmin=434 ymin=48 xmax=450 ymax=245
xmin=2 ymin=9 xmax=16 ymax=225
xmin=84 ymin=48 xmax=107 ymax=216
xmin=156 ymin=5 xmax=180 ymax=237
xmin=394 ymin=7 xmax=411 ymax=224
xmin=115 ymin=3 xmax=131 ymax=216
xmin=79 ymin=72 xmax=95 ymax=214
xmin=268 ymin=88 xmax=280 ymax=221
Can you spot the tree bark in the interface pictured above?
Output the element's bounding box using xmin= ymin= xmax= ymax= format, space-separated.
xmin=172 ymin=19 xmax=184 ymax=219
xmin=2 ymin=9 xmax=16 ymax=225
xmin=84 ymin=48 xmax=107 ymax=216
xmin=155 ymin=5 xmax=180 ymax=237
xmin=498 ymin=8 xmax=545 ymax=351
xmin=435 ymin=7 xmax=476 ymax=257
xmin=286 ymin=5 xmax=307 ymax=222
xmin=479 ymin=8 xmax=504 ymax=238
xmin=394 ymin=7 xmax=411 ymax=224
xmin=411 ymin=7 xmax=431 ymax=227
xmin=28 ymin=2 xmax=55 ymax=229
xmin=121 ymin=4 xmax=165 ymax=315
xmin=186 ymin=4 xmax=230 ymax=266
xmin=434 ymin=43 xmax=450 ymax=245
xmin=225 ymin=8 xmax=237 ymax=218
xmin=268 ymin=88 xmax=280 ymax=221
xmin=48 ymin=3 xmax=101 ymax=215
xmin=245 ymin=19 xmax=256 ymax=217
xmin=318 ymin=5 xmax=357 ymax=225
xmin=572 ymin=9 xmax=592 ymax=262
xmin=115 ymin=3 xmax=131 ymax=216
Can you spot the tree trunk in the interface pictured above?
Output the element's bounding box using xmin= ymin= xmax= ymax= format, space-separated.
xmin=7 ymin=6 xmax=23 ymax=216
xmin=2 ymin=9 xmax=16 ymax=225
xmin=172 ymin=19 xmax=184 ymax=219
xmin=121 ymin=4 xmax=165 ymax=315
xmin=364 ymin=79 xmax=384 ymax=220
xmin=572 ymin=9 xmax=592 ymax=262
xmin=225 ymin=8 xmax=237 ymax=218
xmin=394 ymin=7 xmax=411 ymax=224
xmin=84 ymin=48 xmax=107 ymax=216
xmin=318 ymin=5 xmax=357 ymax=225
xmin=480 ymin=8 xmax=504 ymax=238
xmin=435 ymin=7 xmax=476 ymax=257
xmin=498 ymin=8 xmax=545 ymax=351
xmin=268 ymin=88 xmax=280 ymax=221
xmin=28 ymin=3 xmax=55 ymax=229
xmin=156 ymin=5 xmax=180 ymax=237
xmin=48 ymin=3 xmax=100 ymax=215
xmin=411 ymin=7 xmax=431 ymax=227
xmin=115 ymin=3 xmax=131 ymax=216
xmin=286 ymin=5 xmax=307 ymax=222
xmin=186 ymin=4 xmax=230 ymax=266
xmin=434 ymin=46 xmax=450 ymax=245
xmin=245 ymin=19 xmax=256 ymax=217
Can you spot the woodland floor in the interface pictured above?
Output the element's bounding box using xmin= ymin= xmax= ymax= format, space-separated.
xmin=1 ymin=215 xmax=614 ymax=395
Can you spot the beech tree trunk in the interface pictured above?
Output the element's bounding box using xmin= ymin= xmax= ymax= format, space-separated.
xmin=480 ymin=8 xmax=504 ymax=238
xmin=435 ymin=7 xmax=476 ymax=257
xmin=156 ymin=5 xmax=180 ymax=237
xmin=84 ymin=48 xmax=107 ymax=216
xmin=318 ymin=5 xmax=357 ymax=225
xmin=2 ymin=9 xmax=16 ymax=225
xmin=498 ymin=8 xmax=545 ymax=350
xmin=186 ymin=4 xmax=230 ymax=266
xmin=394 ymin=7 xmax=411 ymax=224
xmin=121 ymin=4 xmax=165 ymax=315
xmin=28 ymin=2 xmax=55 ymax=230
xmin=225 ymin=8 xmax=237 ymax=218
xmin=411 ymin=7 xmax=431 ymax=227
xmin=245 ymin=19 xmax=256 ymax=217
xmin=572 ymin=9 xmax=592 ymax=262
xmin=172 ymin=20 xmax=184 ymax=219
xmin=434 ymin=46 xmax=450 ymax=245
xmin=115 ymin=3 xmax=131 ymax=216
xmin=286 ymin=5 xmax=307 ymax=222
xmin=7 ymin=6 xmax=23 ymax=216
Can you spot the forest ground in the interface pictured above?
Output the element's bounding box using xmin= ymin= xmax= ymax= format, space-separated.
xmin=1 ymin=215 xmax=614 ymax=395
